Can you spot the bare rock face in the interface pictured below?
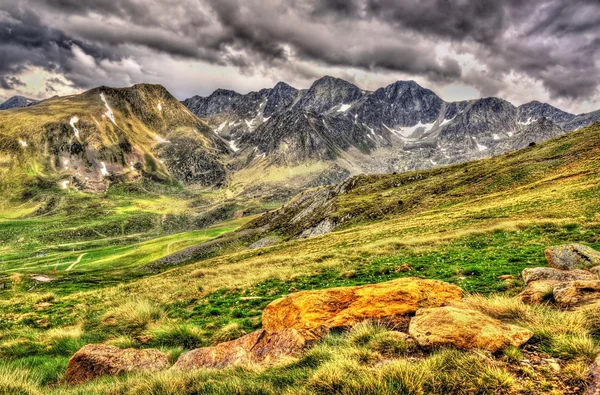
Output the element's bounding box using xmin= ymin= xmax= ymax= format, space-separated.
xmin=408 ymin=306 xmax=533 ymax=353
xmin=173 ymin=328 xmax=321 ymax=370
xmin=66 ymin=344 xmax=169 ymax=384
xmin=522 ymin=267 xmax=595 ymax=284
xmin=545 ymin=244 xmax=600 ymax=271
xmin=516 ymin=280 xmax=559 ymax=305
xmin=262 ymin=278 xmax=462 ymax=332
xmin=553 ymin=280 xmax=600 ymax=310
xmin=585 ymin=355 xmax=600 ymax=395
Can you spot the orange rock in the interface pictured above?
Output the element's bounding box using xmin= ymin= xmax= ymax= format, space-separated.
xmin=516 ymin=280 xmax=559 ymax=305
xmin=408 ymin=306 xmax=533 ymax=353
xmin=553 ymin=280 xmax=600 ymax=310
xmin=66 ymin=344 xmax=169 ymax=384
xmin=262 ymin=278 xmax=462 ymax=332
xmin=173 ymin=328 xmax=320 ymax=370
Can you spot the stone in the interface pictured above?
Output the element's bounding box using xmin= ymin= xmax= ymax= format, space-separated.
xmin=522 ymin=267 xmax=595 ymax=284
xmin=545 ymin=244 xmax=600 ymax=271
xmin=516 ymin=280 xmax=559 ymax=305
xmin=66 ymin=344 xmax=169 ymax=384
xmin=408 ymin=306 xmax=533 ymax=353
xmin=498 ymin=275 xmax=515 ymax=281
xmin=262 ymin=278 xmax=462 ymax=332
xmin=553 ymin=280 xmax=600 ymax=310
xmin=585 ymin=355 xmax=600 ymax=395
xmin=173 ymin=328 xmax=320 ymax=370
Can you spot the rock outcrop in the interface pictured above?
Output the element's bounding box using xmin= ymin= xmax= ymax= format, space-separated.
xmin=66 ymin=344 xmax=169 ymax=384
xmin=262 ymin=278 xmax=462 ymax=332
xmin=173 ymin=328 xmax=320 ymax=370
xmin=516 ymin=280 xmax=558 ymax=305
xmin=408 ymin=306 xmax=533 ymax=353
xmin=522 ymin=267 xmax=595 ymax=284
xmin=586 ymin=355 xmax=600 ymax=395
xmin=553 ymin=280 xmax=600 ymax=310
xmin=545 ymin=244 xmax=600 ymax=270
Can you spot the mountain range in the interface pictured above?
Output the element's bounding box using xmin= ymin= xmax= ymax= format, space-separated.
xmin=183 ymin=76 xmax=600 ymax=174
xmin=1 ymin=77 xmax=599 ymax=202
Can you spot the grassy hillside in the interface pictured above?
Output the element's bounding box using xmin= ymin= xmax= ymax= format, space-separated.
xmin=0 ymin=122 xmax=599 ymax=393
xmin=0 ymin=84 xmax=229 ymax=200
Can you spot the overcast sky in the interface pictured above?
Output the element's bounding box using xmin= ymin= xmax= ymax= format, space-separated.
xmin=0 ymin=0 xmax=599 ymax=113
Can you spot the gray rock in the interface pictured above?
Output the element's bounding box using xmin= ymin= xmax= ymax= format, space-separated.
xmin=545 ymin=244 xmax=600 ymax=270
xmin=249 ymin=236 xmax=281 ymax=249
xmin=553 ymin=280 xmax=600 ymax=310
xmin=522 ymin=267 xmax=595 ymax=284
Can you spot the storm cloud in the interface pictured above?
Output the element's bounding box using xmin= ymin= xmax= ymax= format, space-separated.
xmin=0 ymin=0 xmax=598 ymax=112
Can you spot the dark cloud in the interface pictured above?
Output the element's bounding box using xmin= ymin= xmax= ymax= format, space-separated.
xmin=0 ymin=0 xmax=598 ymax=106
xmin=0 ymin=76 xmax=25 ymax=89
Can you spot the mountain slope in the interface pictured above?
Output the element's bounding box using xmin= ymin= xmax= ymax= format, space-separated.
xmin=0 ymin=84 xmax=230 ymax=198
xmin=184 ymin=78 xmax=600 ymax=178
xmin=0 ymin=95 xmax=39 ymax=110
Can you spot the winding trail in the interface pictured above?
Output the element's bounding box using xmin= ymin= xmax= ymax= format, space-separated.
xmin=65 ymin=253 xmax=87 ymax=271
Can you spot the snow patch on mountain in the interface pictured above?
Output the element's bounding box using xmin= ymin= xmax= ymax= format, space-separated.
xmin=338 ymin=104 xmax=351 ymax=112
xmin=100 ymin=93 xmax=117 ymax=125
xmin=69 ymin=116 xmax=80 ymax=138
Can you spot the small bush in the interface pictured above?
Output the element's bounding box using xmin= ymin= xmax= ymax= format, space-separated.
xmin=101 ymin=300 xmax=164 ymax=336
xmin=148 ymin=323 xmax=207 ymax=349
xmin=548 ymin=334 xmax=598 ymax=360
xmin=503 ymin=346 xmax=522 ymax=363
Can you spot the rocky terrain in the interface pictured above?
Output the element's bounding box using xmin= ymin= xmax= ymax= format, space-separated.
xmin=64 ymin=243 xmax=600 ymax=394
xmin=184 ymin=76 xmax=600 ymax=174
xmin=0 ymin=95 xmax=39 ymax=110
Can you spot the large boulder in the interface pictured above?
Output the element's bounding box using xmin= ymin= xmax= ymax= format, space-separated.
xmin=545 ymin=244 xmax=600 ymax=271
xmin=516 ymin=280 xmax=558 ymax=305
xmin=408 ymin=306 xmax=533 ymax=353
xmin=585 ymin=355 xmax=600 ymax=395
xmin=553 ymin=280 xmax=600 ymax=310
xmin=522 ymin=267 xmax=595 ymax=284
xmin=173 ymin=328 xmax=319 ymax=370
xmin=66 ymin=344 xmax=169 ymax=384
xmin=262 ymin=278 xmax=462 ymax=332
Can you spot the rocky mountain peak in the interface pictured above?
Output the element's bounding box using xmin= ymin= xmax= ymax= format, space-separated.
xmin=0 ymin=95 xmax=39 ymax=110
xmin=518 ymin=101 xmax=575 ymax=125
xmin=294 ymin=76 xmax=363 ymax=113
xmin=264 ymin=82 xmax=299 ymax=117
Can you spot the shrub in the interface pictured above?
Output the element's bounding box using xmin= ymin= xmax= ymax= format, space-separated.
xmin=147 ymin=323 xmax=207 ymax=349
xmin=101 ymin=300 xmax=164 ymax=336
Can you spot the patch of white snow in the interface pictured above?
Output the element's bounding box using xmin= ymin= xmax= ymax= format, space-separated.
xmin=100 ymin=93 xmax=117 ymax=125
xmin=18 ymin=139 xmax=28 ymax=147
xmin=60 ymin=180 xmax=70 ymax=189
xmin=100 ymin=162 xmax=109 ymax=176
xmin=69 ymin=116 xmax=80 ymax=138
xmin=338 ymin=104 xmax=351 ymax=112
xmin=155 ymin=135 xmax=170 ymax=143
xmin=229 ymin=139 xmax=239 ymax=152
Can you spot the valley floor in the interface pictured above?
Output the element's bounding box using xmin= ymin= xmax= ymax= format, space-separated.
xmin=1 ymin=123 xmax=600 ymax=394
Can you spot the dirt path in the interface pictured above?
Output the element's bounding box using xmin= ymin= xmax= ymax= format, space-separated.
xmin=65 ymin=253 xmax=87 ymax=271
